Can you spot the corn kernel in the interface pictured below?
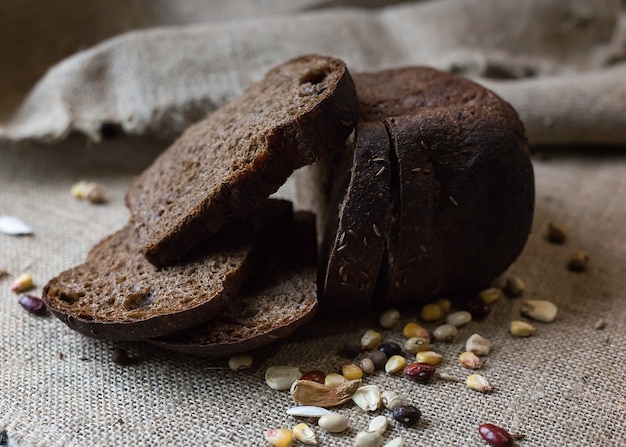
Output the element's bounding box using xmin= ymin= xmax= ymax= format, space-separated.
xmin=510 ymin=320 xmax=535 ymax=337
xmin=504 ymin=275 xmax=526 ymax=297
xmin=292 ymin=422 xmax=317 ymax=446
xmin=466 ymin=373 xmax=491 ymax=393
xmin=9 ymin=273 xmax=34 ymax=293
xmin=361 ymin=329 xmax=382 ymax=349
xmin=402 ymin=322 xmax=429 ymax=339
xmin=420 ymin=303 xmax=443 ymax=322
xmin=433 ymin=297 xmax=452 ymax=314
xmin=265 ymin=428 xmax=293 ymax=447
xmin=415 ymin=351 xmax=443 ymax=365
xmin=403 ymin=336 xmax=430 ymax=354
xmin=324 ymin=373 xmax=347 ymax=386
xmin=228 ymin=353 xmax=253 ymax=371
xmin=385 ymin=355 xmax=407 ymax=374
xmin=379 ymin=308 xmax=400 ymax=328
xmin=342 ymin=363 xmax=363 ymax=380
xmin=458 ymin=351 xmax=482 ymax=369
xmin=480 ymin=287 xmax=502 ymax=304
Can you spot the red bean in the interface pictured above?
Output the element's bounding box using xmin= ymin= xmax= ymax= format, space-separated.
xmin=478 ymin=423 xmax=514 ymax=447
xmin=18 ymin=295 xmax=46 ymax=315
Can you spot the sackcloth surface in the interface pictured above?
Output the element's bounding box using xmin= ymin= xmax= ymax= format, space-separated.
xmin=1 ymin=1 xmax=625 ymax=446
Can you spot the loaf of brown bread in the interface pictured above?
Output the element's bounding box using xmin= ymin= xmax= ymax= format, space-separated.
xmin=42 ymin=200 xmax=293 ymax=341
xmin=126 ymin=55 xmax=359 ymax=266
xmin=353 ymin=67 xmax=534 ymax=307
xmin=150 ymin=212 xmax=318 ymax=356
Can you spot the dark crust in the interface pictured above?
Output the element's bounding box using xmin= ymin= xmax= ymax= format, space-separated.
xmin=126 ymin=55 xmax=359 ymax=267
xmin=320 ymin=121 xmax=390 ymax=309
xmin=354 ymin=67 xmax=534 ymax=308
xmin=42 ymin=200 xmax=293 ymax=341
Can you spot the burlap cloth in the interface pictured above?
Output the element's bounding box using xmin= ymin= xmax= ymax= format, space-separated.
xmin=1 ymin=1 xmax=625 ymax=446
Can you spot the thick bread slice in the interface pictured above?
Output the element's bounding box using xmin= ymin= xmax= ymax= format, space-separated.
xmin=318 ymin=122 xmax=390 ymax=310
xmin=150 ymin=212 xmax=318 ymax=357
xmin=126 ymin=54 xmax=359 ymax=266
xmin=42 ymin=200 xmax=293 ymax=341
xmin=354 ymin=67 xmax=534 ymax=307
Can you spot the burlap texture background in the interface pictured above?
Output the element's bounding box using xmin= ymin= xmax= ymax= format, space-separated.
xmin=1 ymin=1 xmax=625 ymax=446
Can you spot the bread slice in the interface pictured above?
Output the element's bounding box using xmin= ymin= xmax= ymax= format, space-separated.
xmin=353 ymin=67 xmax=534 ymax=307
xmin=150 ymin=212 xmax=318 ymax=357
xmin=126 ymin=54 xmax=359 ymax=266
xmin=318 ymin=121 xmax=390 ymax=310
xmin=42 ymin=200 xmax=293 ymax=341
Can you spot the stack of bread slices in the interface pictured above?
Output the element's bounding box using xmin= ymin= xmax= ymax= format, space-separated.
xmin=43 ymin=55 xmax=534 ymax=356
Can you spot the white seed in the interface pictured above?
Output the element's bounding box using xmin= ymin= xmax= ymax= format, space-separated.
xmin=355 ymin=431 xmax=384 ymax=447
xmin=293 ymin=422 xmax=317 ymax=446
xmin=318 ymin=413 xmax=349 ymax=433
xmin=381 ymin=390 xmax=403 ymax=410
xmin=403 ymin=336 xmax=430 ymax=354
xmin=352 ymin=385 xmax=381 ymax=411
xmin=265 ymin=366 xmax=302 ymax=390
xmin=465 ymin=334 xmax=491 ymax=356
xmin=437 ymin=371 xmax=457 ymax=382
xmin=383 ymin=437 xmax=405 ymax=447
xmin=379 ymin=308 xmax=400 ymax=328
xmin=227 ymin=353 xmax=253 ymax=371
xmin=0 ymin=215 xmax=33 ymax=235
xmin=368 ymin=415 xmax=388 ymax=434
xmin=446 ymin=310 xmax=472 ymax=327
xmin=521 ymin=299 xmax=558 ymax=323
xmin=385 ymin=355 xmax=407 ymax=374
xmin=510 ymin=320 xmax=536 ymax=337
xmin=433 ymin=323 xmax=458 ymax=341
xmin=361 ymin=329 xmax=382 ymax=349
xmin=466 ymin=373 xmax=491 ymax=393
xmin=360 ymin=358 xmax=376 ymax=375
xmin=286 ymin=406 xmax=333 ymax=418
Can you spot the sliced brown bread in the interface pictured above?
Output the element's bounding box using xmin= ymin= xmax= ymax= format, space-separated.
xmin=318 ymin=121 xmax=391 ymax=310
xmin=42 ymin=200 xmax=293 ymax=341
xmin=150 ymin=212 xmax=318 ymax=357
xmin=126 ymin=54 xmax=359 ymax=266
xmin=353 ymin=67 xmax=534 ymax=307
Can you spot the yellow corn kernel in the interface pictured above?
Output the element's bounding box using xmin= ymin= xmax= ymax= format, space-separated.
xmin=458 ymin=351 xmax=482 ymax=369
xmin=420 ymin=304 xmax=443 ymax=322
xmin=342 ymin=363 xmax=364 ymax=380
xmin=433 ymin=297 xmax=452 ymax=314
xmin=385 ymin=355 xmax=407 ymax=374
xmin=9 ymin=273 xmax=34 ymax=293
xmin=480 ymin=287 xmax=502 ymax=304
xmin=265 ymin=428 xmax=293 ymax=447
xmin=466 ymin=373 xmax=491 ymax=393
xmin=402 ymin=322 xmax=429 ymax=339
xmin=292 ymin=423 xmax=317 ymax=446
xmin=415 ymin=351 xmax=443 ymax=365
xmin=361 ymin=329 xmax=382 ymax=349
xmin=324 ymin=373 xmax=347 ymax=386
xmin=510 ymin=320 xmax=535 ymax=337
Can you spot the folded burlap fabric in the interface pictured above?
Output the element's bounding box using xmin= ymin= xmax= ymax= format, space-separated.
xmin=1 ymin=0 xmax=625 ymax=145
xmin=1 ymin=1 xmax=625 ymax=447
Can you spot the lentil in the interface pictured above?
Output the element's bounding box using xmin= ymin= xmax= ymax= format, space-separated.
xmin=404 ymin=362 xmax=436 ymax=383
xmin=392 ymin=405 xmax=421 ymax=426
xmin=318 ymin=413 xmax=349 ymax=433
xmin=433 ymin=323 xmax=458 ymax=341
xmin=18 ymin=294 xmax=46 ymax=315
xmin=478 ymin=423 xmax=514 ymax=447
xmin=385 ymin=355 xmax=407 ymax=374
xmin=379 ymin=308 xmax=400 ymax=328
xmin=227 ymin=353 xmax=253 ymax=371
xmin=445 ymin=310 xmax=472 ymax=327
xmin=509 ymin=320 xmax=535 ymax=337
